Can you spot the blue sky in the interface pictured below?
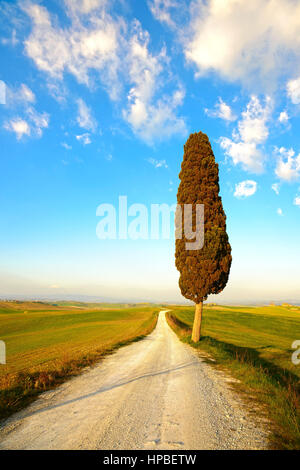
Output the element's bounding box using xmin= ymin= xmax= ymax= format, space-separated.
xmin=1 ymin=0 xmax=300 ymax=304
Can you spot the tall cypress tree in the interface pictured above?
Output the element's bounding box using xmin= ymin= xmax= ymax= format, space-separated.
xmin=175 ymin=131 xmax=232 ymax=342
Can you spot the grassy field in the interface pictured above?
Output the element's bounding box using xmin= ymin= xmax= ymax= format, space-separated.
xmin=167 ymin=304 xmax=300 ymax=450
xmin=0 ymin=301 xmax=159 ymax=420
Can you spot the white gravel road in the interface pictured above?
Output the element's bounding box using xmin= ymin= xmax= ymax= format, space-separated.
xmin=0 ymin=311 xmax=269 ymax=450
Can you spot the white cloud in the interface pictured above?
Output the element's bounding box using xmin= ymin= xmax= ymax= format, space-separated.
xmin=294 ymin=196 xmax=300 ymax=207
xmin=205 ymin=97 xmax=236 ymax=121
xmin=20 ymin=2 xmax=186 ymax=144
xmin=76 ymin=98 xmax=97 ymax=132
xmin=4 ymin=118 xmax=30 ymax=140
xmin=76 ymin=133 xmax=91 ymax=145
xmin=220 ymin=96 xmax=271 ymax=172
xmin=234 ymin=180 xmax=257 ymax=198
xmin=277 ymin=208 xmax=283 ymax=216
xmin=147 ymin=158 xmax=168 ymax=168
xmin=287 ymin=77 xmax=300 ymax=104
xmin=278 ymin=111 xmax=289 ymax=123
xmin=220 ymin=139 xmax=263 ymax=173
xmin=128 ymin=89 xmax=186 ymax=142
xmin=238 ymin=96 xmax=271 ymax=143
xmin=184 ymin=0 xmax=300 ymax=89
xmin=123 ymin=21 xmax=186 ymax=142
xmin=3 ymin=107 xmax=49 ymax=140
xmin=275 ymin=147 xmax=300 ymax=182
xmin=271 ymin=183 xmax=280 ymax=195
xmin=22 ymin=1 xmax=121 ymax=99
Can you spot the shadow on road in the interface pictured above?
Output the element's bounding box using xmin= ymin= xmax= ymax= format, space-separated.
xmin=9 ymin=360 xmax=199 ymax=421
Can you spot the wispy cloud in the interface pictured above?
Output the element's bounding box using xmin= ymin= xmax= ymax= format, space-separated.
xmin=3 ymin=82 xmax=49 ymax=139
xmin=21 ymin=1 xmax=121 ymax=98
xmin=147 ymin=158 xmax=168 ymax=168
xmin=47 ymin=82 xmax=68 ymax=104
xmin=148 ymin=0 xmax=181 ymax=28
xmin=6 ymin=83 xmax=35 ymax=106
xmin=277 ymin=208 xmax=283 ymax=216
xmin=76 ymin=133 xmax=92 ymax=145
xmin=1 ymin=28 xmax=18 ymax=47
xmin=61 ymin=142 xmax=72 ymax=150
xmin=3 ymin=107 xmax=49 ymax=140
xmin=26 ymin=106 xmax=49 ymax=137
xmin=271 ymin=183 xmax=280 ymax=195
xmin=205 ymin=97 xmax=236 ymax=121
xmin=76 ymin=98 xmax=97 ymax=132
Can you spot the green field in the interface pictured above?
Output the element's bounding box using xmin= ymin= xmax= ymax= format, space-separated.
xmin=169 ymin=304 xmax=300 ymax=376
xmin=0 ymin=301 xmax=159 ymax=419
xmin=167 ymin=304 xmax=300 ymax=449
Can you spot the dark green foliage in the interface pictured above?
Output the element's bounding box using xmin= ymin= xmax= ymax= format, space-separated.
xmin=175 ymin=131 xmax=232 ymax=303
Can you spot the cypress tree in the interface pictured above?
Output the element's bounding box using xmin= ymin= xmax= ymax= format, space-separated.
xmin=175 ymin=131 xmax=232 ymax=342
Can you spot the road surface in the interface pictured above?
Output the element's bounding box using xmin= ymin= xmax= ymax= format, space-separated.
xmin=0 ymin=311 xmax=268 ymax=450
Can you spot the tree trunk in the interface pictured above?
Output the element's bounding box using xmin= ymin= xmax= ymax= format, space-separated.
xmin=191 ymin=301 xmax=203 ymax=343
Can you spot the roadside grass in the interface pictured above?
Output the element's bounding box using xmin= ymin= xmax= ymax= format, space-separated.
xmin=166 ymin=305 xmax=300 ymax=450
xmin=0 ymin=302 xmax=159 ymax=421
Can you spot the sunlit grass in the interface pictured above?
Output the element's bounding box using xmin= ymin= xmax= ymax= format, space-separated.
xmin=0 ymin=301 xmax=159 ymax=420
xmin=167 ymin=305 xmax=300 ymax=450
xmin=171 ymin=304 xmax=300 ymax=376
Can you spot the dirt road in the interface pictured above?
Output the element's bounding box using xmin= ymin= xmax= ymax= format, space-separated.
xmin=0 ymin=311 xmax=268 ymax=449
